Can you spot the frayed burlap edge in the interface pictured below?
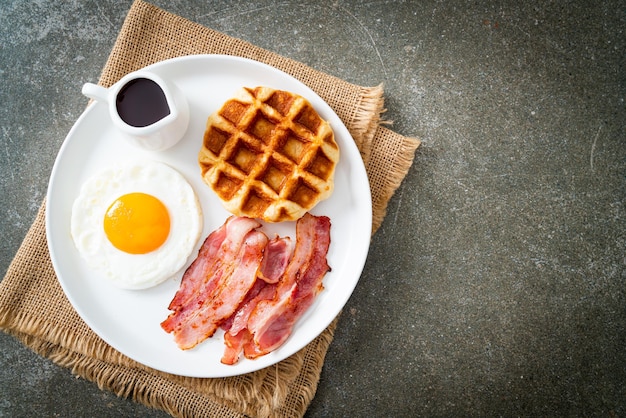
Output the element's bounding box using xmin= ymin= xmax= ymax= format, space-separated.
xmin=352 ymin=83 xmax=384 ymax=165
xmin=5 ymin=328 xmax=243 ymax=418
xmin=369 ymin=126 xmax=422 ymax=235
xmin=2 ymin=313 xmax=337 ymax=418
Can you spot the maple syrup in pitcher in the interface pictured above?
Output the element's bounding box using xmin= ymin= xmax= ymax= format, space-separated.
xmin=115 ymin=78 xmax=171 ymax=128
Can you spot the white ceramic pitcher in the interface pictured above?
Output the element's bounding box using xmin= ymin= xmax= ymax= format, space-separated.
xmin=82 ymin=71 xmax=189 ymax=152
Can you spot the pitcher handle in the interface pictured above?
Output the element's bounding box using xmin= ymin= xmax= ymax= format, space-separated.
xmin=82 ymin=83 xmax=109 ymax=103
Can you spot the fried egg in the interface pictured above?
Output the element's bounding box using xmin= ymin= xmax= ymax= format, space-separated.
xmin=71 ymin=160 xmax=203 ymax=289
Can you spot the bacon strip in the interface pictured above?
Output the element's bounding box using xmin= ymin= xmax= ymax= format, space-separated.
xmin=245 ymin=213 xmax=331 ymax=359
xmin=220 ymin=236 xmax=292 ymax=364
xmin=166 ymin=222 xmax=226 ymax=311
xmin=161 ymin=217 xmax=265 ymax=350
xmin=164 ymin=216 xmax=260 ymax=313
xmin=221 ymin=280 xmax=277 ymax=365
xmin=221 ymin=329 xmax=253 ymax=366
xmin=257 ymin=236 xmax=293 ymax=283
xmin=162 ymin=213 xmax=332 ymax=364
xmin=172 ymin=230 xmax=267 ymax=350
xmin=220 ymin=278 xmax=266 ymax=332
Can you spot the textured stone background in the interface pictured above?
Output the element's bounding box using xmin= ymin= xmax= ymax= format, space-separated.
xmin=1 ymin=1 xmax=624 ymax=416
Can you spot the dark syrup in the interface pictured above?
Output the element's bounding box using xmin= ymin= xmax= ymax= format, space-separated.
xmin=115 ymin=78 xmax=170 ymax=127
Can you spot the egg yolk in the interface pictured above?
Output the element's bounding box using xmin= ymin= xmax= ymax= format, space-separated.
xmin=103 ymin=192 xmax=170 ymax=254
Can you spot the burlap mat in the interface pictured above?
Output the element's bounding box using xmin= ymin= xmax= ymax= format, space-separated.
xmin=0 ymin=1 xmax=420 ymax=417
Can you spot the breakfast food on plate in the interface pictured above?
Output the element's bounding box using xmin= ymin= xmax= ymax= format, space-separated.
xmin=161 ymin=216 xmax=268 ymax=349
xmin=255 ymin=235 xmax=293 ymax=284
xmin=198 ymin=86 xmax=339 ymax=222
xmin=161 ymin=213 xmax=332 ymax=365
xmin=70 ymin=160 xmax=202 ymax=289
xmin=222 ymin=213 xmax=331 ymax=365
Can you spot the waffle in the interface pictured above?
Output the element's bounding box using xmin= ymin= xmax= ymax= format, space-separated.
xmin=199 ymin=86 xmax=339 ymax=222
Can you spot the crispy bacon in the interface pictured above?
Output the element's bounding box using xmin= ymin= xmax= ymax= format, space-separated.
xmin=221 ymin=329 xmax=253 ymax=366
xmin=244 ymin=213 xmax=331 ymax=359
xmin=221 ymin=280 xmax=277 ymax=364
xmin=166 ymin=222 xmax=226 ymax=311
xmin=162 ymin=213 xmax=332 ymax=364
xmin=220 ymin=278 xmax=266 ymax=332
xmin=161 ymin=217 xmax=265 ymax=350
xmin=173 ymin=230 xmax=267 ymax=349
xmin=165 ymin=216 xmax=260 ymax=313
xmin=220 ymin=236 xmax=292 ymax=364
xmin=257 ymin=236 xmax=293 ymax=283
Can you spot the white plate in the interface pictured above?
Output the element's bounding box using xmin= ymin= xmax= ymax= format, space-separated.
xmin=46 ymin=55 xmax=372 ymax=377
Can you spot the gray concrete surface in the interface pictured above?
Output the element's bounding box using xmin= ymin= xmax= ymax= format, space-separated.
xmin=1 ymin=1 xmax=624 ymax=416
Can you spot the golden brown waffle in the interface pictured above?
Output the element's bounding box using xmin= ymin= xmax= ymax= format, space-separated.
xmin=199 ymin=86 xmax=339 ymax=222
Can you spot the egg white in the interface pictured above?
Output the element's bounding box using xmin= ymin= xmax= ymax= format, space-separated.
xmin=70 ymin=160 xmax=203 ymax=289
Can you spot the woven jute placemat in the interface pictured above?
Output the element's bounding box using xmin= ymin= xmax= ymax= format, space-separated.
xmin=0 ymin=1 xmax=420 ymax=417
